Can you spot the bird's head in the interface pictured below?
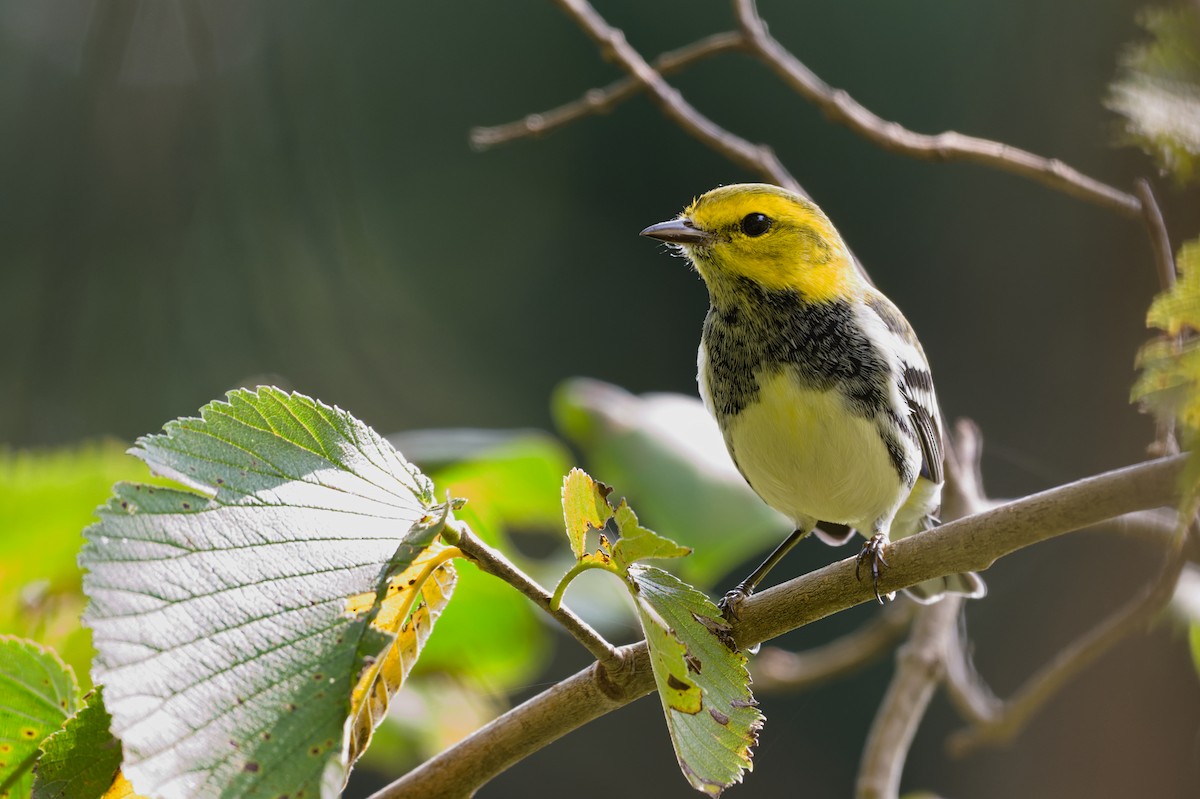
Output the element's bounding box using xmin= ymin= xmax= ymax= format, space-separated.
xmin=641 ymin=183 xmax=860 ymax=304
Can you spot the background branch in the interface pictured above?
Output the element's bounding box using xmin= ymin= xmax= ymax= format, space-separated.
xmin=752 ymin=602 xmax=914 ymax=693
xmin=470 ymin=31 xmax=746 ymax=149
xmin=374 ymin=454 xmax=1185 ymax=798
xmin=551 ymin=0 xmax=800 ymax=191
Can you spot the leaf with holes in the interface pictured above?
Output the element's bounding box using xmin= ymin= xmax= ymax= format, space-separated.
xmin=629 ymin=568 xmax=762 ymax=796
xmin=79 ymin=387 xmax=454 ymax=799
xmin=561 ymin=468 xmax=612 ymax=558
xmin=0 ymin=637 xmax=80 ymax=799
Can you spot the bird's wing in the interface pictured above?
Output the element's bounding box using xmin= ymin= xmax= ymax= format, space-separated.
xmin=865 ymin=294 xmax=945 ymax=485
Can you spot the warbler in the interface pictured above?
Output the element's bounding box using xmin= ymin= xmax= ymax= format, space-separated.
xmin=640 ymin=183 xmax=985 ymax=607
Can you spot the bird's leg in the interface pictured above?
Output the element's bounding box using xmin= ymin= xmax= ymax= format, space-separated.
xmin=720 ymin=527 xmax=810 ymax=620
xmin=856 ymin=532 xmax=893 ymax=604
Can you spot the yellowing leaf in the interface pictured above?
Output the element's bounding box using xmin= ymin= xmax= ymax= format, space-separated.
xmin=101 ymin=772 xmax=149 ymax=798
xmin=561 ymin=468 xmax=613 ymax=558
xmin=346 ymin=540 xmax=459 ymax=766
xmin=1134 ymin=238 xmax=1200 ymax=517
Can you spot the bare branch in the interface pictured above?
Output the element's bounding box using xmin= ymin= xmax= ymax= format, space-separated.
xmin=731 ymin=0 xmax=1142 ymax=217
xmin=752 ymin=602 xmax=914 ymax=693
xmin=471 ymin=32 xmax=746 ymax=149
xmin=450 ymin=521 xmax=622 ymax=667
xmin=856 ymin=597 xmax=961 ymax=799
xmin=946 ymin=533 xmax=1189 ymax=756
xmin=549 ymin=0 xmax=800 ymax=190
xmin=373 ymin=455 xmax=1185 ymax=799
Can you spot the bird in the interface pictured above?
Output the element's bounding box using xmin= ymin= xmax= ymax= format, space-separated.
xmin=639 ymin=183 xmax=985 ymax=610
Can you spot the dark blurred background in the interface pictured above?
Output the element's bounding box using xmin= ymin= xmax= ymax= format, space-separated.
xmin=2 ymin=1 xmax=1198 ymax=797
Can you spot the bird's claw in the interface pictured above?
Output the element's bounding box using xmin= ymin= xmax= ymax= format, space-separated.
xmin=719 ymin=585 xmax=750 ymax=621
xmin=856 ymin=534 xmax=892 ymax=604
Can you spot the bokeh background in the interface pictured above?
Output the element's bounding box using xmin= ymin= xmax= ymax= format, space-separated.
xmin=2 ymin=1 xmax=1199 ymax=797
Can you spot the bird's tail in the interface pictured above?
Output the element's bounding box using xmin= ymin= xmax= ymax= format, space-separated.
xmin=903 ymin=571 xmax=987 ymax=604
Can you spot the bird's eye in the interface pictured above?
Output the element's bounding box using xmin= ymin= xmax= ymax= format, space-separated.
xmin=740 ymin=213 xmax=772 ymax=237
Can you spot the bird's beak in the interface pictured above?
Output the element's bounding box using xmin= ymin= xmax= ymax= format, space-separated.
xmin=639 ymin=218 xmax=712 ymax=245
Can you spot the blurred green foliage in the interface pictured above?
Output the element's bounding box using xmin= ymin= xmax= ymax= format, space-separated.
xmin=1110 ymin=4 xmax=1200 ymax=185
xmin=0 ymin=442 xmax=157 ymax=690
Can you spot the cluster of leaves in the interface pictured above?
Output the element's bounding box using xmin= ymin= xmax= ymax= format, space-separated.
xmin=2 ymin=387 xmax=766 ymax=798
xmin=554 ymin=469 xmax=763 ymax=794
xmin=1109 ymin=4 xmax=1200 ymax=185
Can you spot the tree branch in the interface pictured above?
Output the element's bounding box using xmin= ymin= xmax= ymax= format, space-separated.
xmin=730 ymin=0 xmax=1141 ymax=217
xmin=751 ymin=602 xmax=914 ymax=693
xmin=856 ymin=597 xmax=961 ymax=799
xmin=470 ymin=31 xmax=746 ymax=149
xmin=373 ymin=454 xmax=1185 ymax=799
xmin=545 ymin=0 xmax=801 ymax=190
xmin=946 ymin=530 xmax=1189 ymax=756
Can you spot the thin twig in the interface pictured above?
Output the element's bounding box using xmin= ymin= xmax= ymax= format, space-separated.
xmin=731 ymin=0 xmax=1142 ymax=217
xmin=550 ymin=0 xmax=800 ymax=191
xmin=1134 ymin=178 xmax=1182 ymax=457
xmin=1135 ymin=178 xmax=1177 ymax=291
xmin=373 ymin=455 xmax=1185 ymax=799
xmin=449 ymin=521 xmax=622 ymax=667
xmin=856 ymin=597 xmax=961 ymax=799
xmin=471 ymin=31 xmax=746 ymax=149
xmin=946 ymin=531 xmax=1189 ymax=756
xmin=752 ymin=602 xmax=914 ymax=693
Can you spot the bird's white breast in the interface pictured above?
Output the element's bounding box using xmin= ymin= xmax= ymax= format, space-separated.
xmin=706 ymin=367 xmax=912 ymax=532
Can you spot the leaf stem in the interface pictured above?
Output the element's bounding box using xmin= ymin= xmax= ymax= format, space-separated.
xmin=549 ymin=560 xmax=612 ymax=611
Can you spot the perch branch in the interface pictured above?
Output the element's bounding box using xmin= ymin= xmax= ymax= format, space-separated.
xmin=373 ymin=454 xmax=1185 ymax=799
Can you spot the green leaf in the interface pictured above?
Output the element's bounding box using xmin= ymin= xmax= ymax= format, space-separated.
xmin=629 ymin=567 xmax=762 ymax=795
xmin=610 ymin=501 xmax=691 ymax=572
xmin=1108 ymin=5 xmax=1200 ymax=185
xmin=80 ymin=387 xmax=450 ymax=799
xmin=553 ymin=379 xmax=790 ymax=587
xmin=1133 ymin=239 xmax=1200 ymax=513
xmin=0 ymin=637 xmax=79 ymax=799
xmin=31 ymin=688 xmax=121 ymax=799
xmin=560 ymin=468 xmax=613 ymax=559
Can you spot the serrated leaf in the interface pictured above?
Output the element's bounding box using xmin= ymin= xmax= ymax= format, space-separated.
xmin=611 ymin=501 xmax=691 ymax=572
xmin=1108 ymin=6 xmax=1200 ymax=185
xmin=32 ymin=687 xmax=126 ymax=799
xmin=561 ymin=468 xmax=612 ymax=558
xmin=346 ymin=540 xmax=457 ymax=765
xmin=629 ymin=567 xmax=762 ymax=796
xmin=79 ymin=387 xmax=448 ymax=799
xmin=0 ymin=637 xmax=79 ymax=799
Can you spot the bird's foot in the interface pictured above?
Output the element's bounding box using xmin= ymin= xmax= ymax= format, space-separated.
xmin=719 ymin=584 xmax=751 ymax=621
xmin=856 ymin=533 xmax=893 ymax=604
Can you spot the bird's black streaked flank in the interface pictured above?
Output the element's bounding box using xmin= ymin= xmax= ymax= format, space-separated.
xmin=641 ymin=183 xmax=986 ymax=612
